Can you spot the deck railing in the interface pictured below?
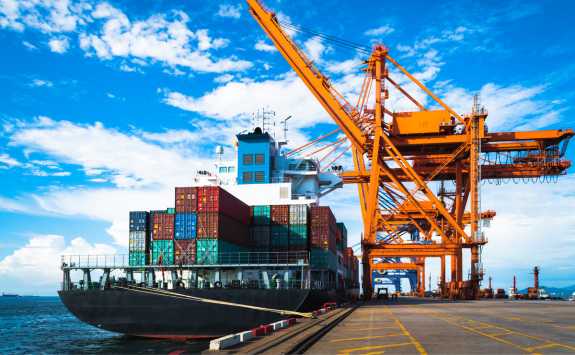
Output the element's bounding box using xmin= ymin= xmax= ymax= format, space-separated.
xmin=61 ymin=251 xmax=309 ymax=269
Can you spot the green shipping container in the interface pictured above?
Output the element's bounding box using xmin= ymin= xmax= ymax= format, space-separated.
xmin=196 ymin=239 xmax=247 ymax=265
xmin=166 ymin=208 xmax=176 ymax=214
xmin=129 ymin=251 xmax=147 ymax=266
xmin=289 ymin=224 xmax=308 ymax=249
xmin=252 ymin=205 xmax=271 ymax=225
xmin=151 ymin=240 xmax=174 ymax=265
xmin=271 ymin=225 xmax=289 ymax=249
xmin=310 ymin=248 xmax=337 ymax=270
xmin=336 ymin=222 xmax=348 ymax=251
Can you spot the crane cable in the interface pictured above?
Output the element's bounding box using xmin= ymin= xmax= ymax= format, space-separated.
xmin=112 ymin=285 xmax=314 ymax=318
xmin=277 ymin=20 xmax=371 ymax=54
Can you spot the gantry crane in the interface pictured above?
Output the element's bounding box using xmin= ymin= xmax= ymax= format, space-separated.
xmin=247 ymin=0 xmax=573 ymax=299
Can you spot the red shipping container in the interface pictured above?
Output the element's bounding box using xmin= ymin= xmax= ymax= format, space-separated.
xmin=197 ymin=186 xmax=250 ymax=224
xmin=151 ymin=212 xmax=174 ymax=240
xmin=197 ymin=212 xmax=249 ymax=246
xmin=271 ymin=205 xmax=289 ymax=225
xmin=175 ymin=187 xmax=197 ymax=213
xmin=310 ymin=206 xmax=337 ymax=252
xmin=174 ymin=239 xmax=196 ymax=265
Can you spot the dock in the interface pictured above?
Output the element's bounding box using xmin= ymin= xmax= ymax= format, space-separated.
xmin=217 ymin=298 xmax=575 ymax=354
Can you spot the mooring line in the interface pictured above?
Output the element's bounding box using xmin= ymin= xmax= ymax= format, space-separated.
xmin=112 ymin=285 xmax=314 ymax=318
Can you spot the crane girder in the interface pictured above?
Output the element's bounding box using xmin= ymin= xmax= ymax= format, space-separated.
xmin=341 ymin=161 xmax=571 ymax=183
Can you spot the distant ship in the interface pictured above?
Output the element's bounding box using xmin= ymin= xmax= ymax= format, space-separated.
xmin=2 ymin=293 xmax=20 ymax=297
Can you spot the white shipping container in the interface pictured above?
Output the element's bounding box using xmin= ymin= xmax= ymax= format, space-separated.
xmin=129 ymin=230 xmax=147 ymax=252
xmin=289 ymin=205 xmax=308 ymax=225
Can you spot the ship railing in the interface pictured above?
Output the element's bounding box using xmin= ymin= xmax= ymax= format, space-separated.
xmin=61 ymin=254 xmax=129 ymax=269
xmin=61 ymin=251 xmax=309 ymax=269
xmin=193 ymin=251 xmax=309 ymax=266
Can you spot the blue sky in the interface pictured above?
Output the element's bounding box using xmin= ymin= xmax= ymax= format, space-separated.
xmin=0 ymin=0 xmax=573 ymax=295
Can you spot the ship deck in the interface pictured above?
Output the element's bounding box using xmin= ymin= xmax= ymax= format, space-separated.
xmin=223 ymin=298 xmax=575 ymax=354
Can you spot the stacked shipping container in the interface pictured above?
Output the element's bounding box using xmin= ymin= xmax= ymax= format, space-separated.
xmin=309 ymin=206 xmax=338 ymax=270
xmin=174 ymin=240 xmax=196 ymax=265
xmin=174 ymin=187 xmax=198 ymax=265
xmin=150 ymin=210 xmax=174 ymax=265
xmin=128 ymin=186 xmax=356 ymax=281
xmin=175 ymin=187 xmax=197 ymax=213
xmin=195 ymin=186 xmax=250 ymax=264
xmin=336 ymin=222 xmax=347 ymax=252
xmin=250 ymin=206 xmax=271 ymax=250
xmin=151 ymin=239 xmax=174 ymax=265
xmin=310 ymin=206 xmax=337 ymax=252
xmin=128 ymin=211 xmax=149 ymax=266
xmin=289 ymin=205 xmax=308 ymax=251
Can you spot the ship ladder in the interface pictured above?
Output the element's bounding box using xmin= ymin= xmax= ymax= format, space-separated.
xmin=112 ymin=285 xmax=314 ymax=318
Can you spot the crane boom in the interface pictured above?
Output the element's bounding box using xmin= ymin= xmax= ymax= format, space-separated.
xmin=247 ymin=0 xmax=366 ymax=149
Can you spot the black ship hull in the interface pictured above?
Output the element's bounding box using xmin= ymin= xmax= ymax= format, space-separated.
xmin=58 ymin=288 xmax=338 ymax=339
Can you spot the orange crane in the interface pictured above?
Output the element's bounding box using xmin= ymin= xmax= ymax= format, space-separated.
xmin=246 ymin=0 xmax=573 ymax=299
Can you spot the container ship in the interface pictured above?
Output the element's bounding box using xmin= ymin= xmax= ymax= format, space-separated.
xmin=58 ymin=123 xmax=359 ymax=339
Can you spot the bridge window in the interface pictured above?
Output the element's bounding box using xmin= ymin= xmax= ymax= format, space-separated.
xmin=255 ymin=154 xmax=265 ymax=165
xmin=243 ymin=154 xmax=253 ymax=165
xmin=243 ymin=171 xmax=253 ymax=183
xmin=255 ymin=171 xmax=265 ymax=182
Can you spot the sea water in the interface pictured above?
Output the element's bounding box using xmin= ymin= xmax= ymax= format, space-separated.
xmin=0 ymin=296 xmax=208 ymax=354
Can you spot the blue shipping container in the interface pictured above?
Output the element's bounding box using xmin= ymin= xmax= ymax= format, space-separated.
xmin=175 ymin=212 xmax=197 ymax=240
xmin=129 ymin=211 xmax=149 ymax=232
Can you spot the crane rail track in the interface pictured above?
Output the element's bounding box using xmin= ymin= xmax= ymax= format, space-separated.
xmin=239 ymin=304 xmax=359 ymax=354
xmin=286 ymin=305 xmax=358 ymax=354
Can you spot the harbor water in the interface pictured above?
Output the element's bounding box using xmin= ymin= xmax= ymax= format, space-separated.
xmin=0 ymin=296 xmax=209 ymax=354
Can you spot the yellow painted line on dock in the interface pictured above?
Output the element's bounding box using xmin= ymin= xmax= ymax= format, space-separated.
xmin=337 ymin=342 xmax=412 ymax=355
xmin=472 ymin=308 xmax=575 ymax=332
xmin=340 ymin=326 xmax=402 ymax=332
xmin=329 ymin=333 xmax=403 ymax=343
xmin=382 ymin=306 xmax=428 ymax=355
xmin=525 ymin=343 xmax=563 ymax=352
xmin=426 ymin=310 xmax=575 ymax=354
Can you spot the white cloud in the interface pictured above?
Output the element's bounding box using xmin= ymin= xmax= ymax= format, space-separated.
xmin=214 ymin=73 xmax=234 ymax=83
xmin=479 ymin=175 xmax=575 ymax=286
xmin=396 ymin=26 xmax=474 ymax=58
xmin=48 ymin=36 xmax=69 ymax=53
xmin=2 ymin=117 xmax=232 ymax=244
xmin=105 ymin=92 xmax=125 ymax=101
xmin=326 ymin=58 xmax=360 ymax=74
xmin=439 ymin=82 xmax=562 ymax=131
xmin=28 ymin=187 xmax=175 ymax=245
xmin=22 ymin=40 xmax=37 ymax=50
xmin=79 ymin=3 xmax=250 ymax=73
xmin=0 ymin=0 xmax=89 ymax=33
xmin=303 ymin=37 xmax=327 ymax=63
xmin=30 ymin=79 xmax=53 ymax=87
xmin=0 ymin=152 xmax=20 ymax=168
xmin=161 ymin=73 xmax=330 ymax=131
xmin=10 ymin=118 xmax=211 ymax=188
xmin=254 ymin=39 xmax=276 ymax=53
xmin=364 ymin=25 xmax=395 ymax=37
xmin=0 ymin=196 xmax=34 ymax=214
xmin=119 ymin=63 xmax=139 ymax=73
xmin=0 ymin=234 xmax=117 ymax=295
xmin=217 ymin=4 xmax=242 ymax=19
xmin=1 ymin=1 xmax=250 ymax=74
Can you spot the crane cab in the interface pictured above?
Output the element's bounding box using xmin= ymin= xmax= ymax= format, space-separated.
xmin=391 ymin=110 xmax=456 ymax=136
